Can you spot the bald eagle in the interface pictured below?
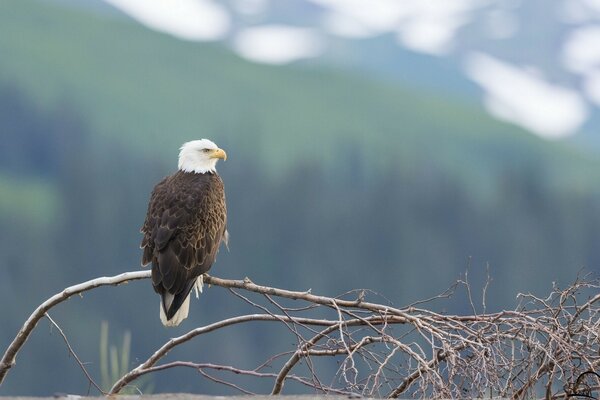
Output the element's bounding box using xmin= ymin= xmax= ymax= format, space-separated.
xmin=141 ymin=139 xmax=228 ymax=326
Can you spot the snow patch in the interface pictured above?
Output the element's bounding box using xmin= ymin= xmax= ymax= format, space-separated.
xmin=484 ymin=10 xmax=518 ymax=39
xmin=582 ymin=0 xmax=600 ymax=13
xmin=584 ymin=70 xmax=600 ymax=106
xmin=322 ymin=12 xmax=378 ymax=38
xmin=397 ymin=15 xmax=468 ymax=55
xmin=102 ymin=0 xmax=230 ymax=41
xmin=231 ymin=0 xmax=268 ymax=16
xmin=562 ymin=25 xmax=600 ymax=74
xmin=309 ymin=0 xmax=410 ymax=33
xmin=465 ymin=52 xmax=588 ymax=139
xmin=233 ymin=25 xmax=324 ymax=64
xmin=311 ymin=0 xmax=480 ymax=55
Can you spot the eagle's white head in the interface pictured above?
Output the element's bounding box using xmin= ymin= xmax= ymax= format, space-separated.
xmin=178 ymin=139 xmax=227 ymax=174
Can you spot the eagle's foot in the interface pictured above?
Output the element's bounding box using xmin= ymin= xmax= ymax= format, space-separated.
xmin=356 ymin=290 xmax=365 ymax=304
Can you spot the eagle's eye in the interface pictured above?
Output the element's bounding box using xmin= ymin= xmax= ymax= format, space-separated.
xmin=201 ymin=148 xmax=211 ymax=153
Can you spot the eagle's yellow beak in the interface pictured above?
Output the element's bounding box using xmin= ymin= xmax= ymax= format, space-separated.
xmin=211 ymin=148 xmax=227 ymax=161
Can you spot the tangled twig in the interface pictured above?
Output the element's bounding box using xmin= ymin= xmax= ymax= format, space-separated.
xmin=3 ymin=271 xmax=600 ymax=398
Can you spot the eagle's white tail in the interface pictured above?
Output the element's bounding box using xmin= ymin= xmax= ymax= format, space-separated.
xmin=159 ymin=275 xmax=205 ymax=327
xmin=160 ymin=294 xmax=190 ymax=327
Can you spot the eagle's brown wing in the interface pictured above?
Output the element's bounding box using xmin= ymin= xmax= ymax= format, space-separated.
xmin=141 ymin=171 xmax=226 ymax=320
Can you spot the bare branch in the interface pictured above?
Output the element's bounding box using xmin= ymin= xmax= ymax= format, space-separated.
xmin=0 ymin=270 xmax=150 ymax=385
xmin=142 ymin=361 xmax=352 ymax=395
xmin=109 ymin=313 xmax=370 ymax=394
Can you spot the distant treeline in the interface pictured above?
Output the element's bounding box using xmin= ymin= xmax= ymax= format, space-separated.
xmin=2 ymin=85 xmax=600 ymax=395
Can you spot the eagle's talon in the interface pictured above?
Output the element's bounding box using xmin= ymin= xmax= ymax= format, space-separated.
xmin=355 ymin=290 xmax=365 ymax=304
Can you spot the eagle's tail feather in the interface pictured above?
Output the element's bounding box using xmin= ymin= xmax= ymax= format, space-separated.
xmin=160 ymin=294 xmax=190 ymax=327
xmin=160 ymin=276 xmax=206 ymax=326
xmin=160 ymin=279 xmax=196 ymax=326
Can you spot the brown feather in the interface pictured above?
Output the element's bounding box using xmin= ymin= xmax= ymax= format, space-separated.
xmin=140 ymin=170 xmax=227 ymax=320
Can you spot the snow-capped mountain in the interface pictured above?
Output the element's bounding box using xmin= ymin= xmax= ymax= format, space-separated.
xmin=56 ymin=0 xmax=600 ymax=142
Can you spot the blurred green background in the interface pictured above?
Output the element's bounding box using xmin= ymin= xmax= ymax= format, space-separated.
xmin=2 ymin=0 xmax=600 ymax=395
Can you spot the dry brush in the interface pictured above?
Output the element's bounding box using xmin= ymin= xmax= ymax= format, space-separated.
xmin=2 ymin=270 xmax=600 ymax=398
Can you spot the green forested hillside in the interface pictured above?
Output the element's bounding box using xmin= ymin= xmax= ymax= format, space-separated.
xmin=2 ymin=0 xmax=600 ymax=396
xmin=1 ymin=0 xmax=596 ymax=183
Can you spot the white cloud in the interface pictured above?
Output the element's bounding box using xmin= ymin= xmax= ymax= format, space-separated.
xmin=102 ymin=0 xmax=230 ymax=41
xmin=233 ymin=25 xmax=324 ymax=65
xmin=562 ymin=25 xmax=600 ymax=74
xmin=465 ymin=52 xmax=588 ymax=139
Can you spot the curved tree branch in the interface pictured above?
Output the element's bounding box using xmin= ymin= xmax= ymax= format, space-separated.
xmin=0 ymin=270 xmax=150 ymax=385
xmin=204 ymin=275 xmax=411 ymax=320
xmin=109 ymin=314 xmax=334 ymax=393
xmin=272 ymin=323 xmax=340 ymax=394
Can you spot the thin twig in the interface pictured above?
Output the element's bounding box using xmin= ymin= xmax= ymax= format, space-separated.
xmin=45 ymin=313 xmax=106 ymax=395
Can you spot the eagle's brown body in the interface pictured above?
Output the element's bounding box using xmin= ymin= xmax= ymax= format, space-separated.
xmin=141 ymin=170 xmax=227 ymax=322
